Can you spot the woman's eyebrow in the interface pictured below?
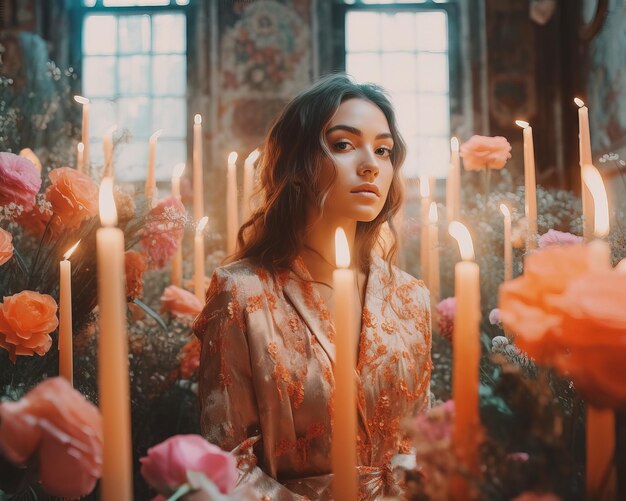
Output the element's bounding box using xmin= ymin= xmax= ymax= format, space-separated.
xmin=326 ymin=124 xmax=393 ymax=140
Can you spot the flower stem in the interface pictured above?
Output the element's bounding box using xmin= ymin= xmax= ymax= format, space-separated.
xmin=167 ymin=483 xmax=192 ymax=501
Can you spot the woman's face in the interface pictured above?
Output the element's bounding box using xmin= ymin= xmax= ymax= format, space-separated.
xmin=318 ymin=98 xmax=395 ymax=223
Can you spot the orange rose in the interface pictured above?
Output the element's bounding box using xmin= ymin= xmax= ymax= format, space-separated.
xmin=0 ymin=377 xmax=102 ymax=498
xmin=125 ymin=250 xmax=148 ymax=300
xmin=0 ymin=228 xmax=13 ymax=266
xmin=45 ymin=167 xmax=98 ymax=229
xmin=161 ymin=285 xmax=203 ymax=317
xmin=460 ymin=135 xmax=512 ymax=171
xmin=547 ymin=272 xmax=626 ymax=409
xmin=0 ymin=291 xmax=58 ymax=363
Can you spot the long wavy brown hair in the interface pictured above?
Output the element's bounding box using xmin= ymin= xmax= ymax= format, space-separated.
xmin=232 ymin=73 xmax=407 ymax=273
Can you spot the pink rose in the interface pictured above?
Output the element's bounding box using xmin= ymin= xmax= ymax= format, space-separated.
xmin=435 ymin=297 xmax=456 ymax=341
xmin=537 ymin=229 xmax=583 ymax=248
xmin=161 ymin=285 xmax=204 ymax=317
xmin=460 ymin=135 xmax=512 ymax=171
xmin=0 ymin=228 xmax=13 ymax=266
xmin=140 ymin=434 xmax=237 ymax=496
xmin=0 ymin=152 xmax=41 ymax=212
xmin=141 ymin=196 xmax=186 ymax=269
xmin=0 ymin=377 xmax=102 ymax=498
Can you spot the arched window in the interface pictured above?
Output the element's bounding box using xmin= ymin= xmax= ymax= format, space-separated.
xmin=77 ymin=0 xmax=189 ymax=182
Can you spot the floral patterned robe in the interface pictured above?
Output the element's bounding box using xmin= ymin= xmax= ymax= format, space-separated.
xmin=193 ymin=254 xmax=432 ymax=500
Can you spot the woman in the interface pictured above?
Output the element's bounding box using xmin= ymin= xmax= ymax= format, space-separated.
xmin=193 ymin=74 xmax=431 ymax=500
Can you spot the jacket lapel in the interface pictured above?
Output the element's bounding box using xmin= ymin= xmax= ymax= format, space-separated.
xmin=283 ymin=257 xmax=337 ymax=365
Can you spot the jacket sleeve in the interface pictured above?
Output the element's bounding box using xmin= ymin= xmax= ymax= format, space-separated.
xmin=193 ymin=268 xmax=308 ymax=501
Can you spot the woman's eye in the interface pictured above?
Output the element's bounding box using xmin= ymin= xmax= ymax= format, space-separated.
xmin=334 ymin=141 xmax=352 ymax=151
xmin=376 ymin=146 xmax=392 ymax=158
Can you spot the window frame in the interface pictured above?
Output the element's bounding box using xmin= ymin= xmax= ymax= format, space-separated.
xmin=69 ymin=0 xmax=195 ymax=182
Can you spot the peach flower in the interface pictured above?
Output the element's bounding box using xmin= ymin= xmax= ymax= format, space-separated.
xmin=0 ymin=228 xmax=13 ymax=266
xmin=19 ymin=148 xmax=42 ymax=173
xmin=0 ymin=377 xmax=102 ymax=498
xmin=140 ymin=434 xmax=237 ymax=496
xmin=45 ymin=167 xmax=98 ymax=229
xmin=141 ymin=196 xmax=186 ymax=269
xmin=125 ymin=250 xmax=148 ymax=300
xmin=161 ymin=285 xmax=204 ymax=317
xmin=460 ymin=135 xmax=512 ymax=171
xmin=0 ymin=291 xmax=58 ymax=363
xmin=0 ymin=152 xmax=41 ymax=212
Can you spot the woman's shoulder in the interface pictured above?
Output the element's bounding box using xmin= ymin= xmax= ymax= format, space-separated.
xmin=208 ymin=258 xmax=276 ymax=297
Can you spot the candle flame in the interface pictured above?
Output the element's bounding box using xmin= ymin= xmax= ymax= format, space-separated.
xmin=63 ymin=240 xmax=81 ymax=260
xmin=335 ymin=228 xmax=350 ymax=268
xmin=150 ymin=129 xmax=163 ymax=142
xmin=99 ymin=177 xmax=117 ymax=227
xmin=246 ymin=148 xmax=260 ymax=165
xmin=574 ymin=97 xmax=585 ymax=108
xmin=499 ymin=204 xmax=511 ymax=217
xmin=74 ymin=95 xmax=89 ymax=105
xmin=582 ymin=164 xmax=609 ymax=237
xmin=450 ymin=137 xmax=459 ymax=151
xmin=428 ymin=201 xmax=438 ymax=223
xmin=515 ymin=120 xmax=529 ymax=129
xmin=196 ymin=216 xmax=208 ymax=234
xmin=172 ymin=162 xmax=186 ymax=179
xmin=228 ymin=151 xmax=238 ymax=165
xmin=449 ymin=221 xmax=475 ymax=261
xmin=194 ymin=114 xmax=202 ymax=125
xmin=419 ymin=175 xmax=430 ymax=198
xmin=77 ymin=142 xmax=84 ymax=153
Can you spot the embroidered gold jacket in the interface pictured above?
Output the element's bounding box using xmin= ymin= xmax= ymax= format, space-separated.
xmin=193 ymin=254 xmax=432 ymax=500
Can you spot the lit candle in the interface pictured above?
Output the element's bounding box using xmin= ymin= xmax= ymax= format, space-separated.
xmin=97 ymin=178 xmax=133 ymax=500
xmin=449 ymin=221 xmax=481 ymax=500
xmin=332 ymin=228 xmax=358 ymax=501
xmin=581 ymin=163 xmax=616 ymax=498
xmin=446 ymin=137 xmax=460 ymax=223
xmin=575 ymin=98 xmax=595 ymax=241
xmin=420 ymin=176 xmax=431 ymax=287
xmin=227 ymin=152 xmax=239 ymax=255
xmin=194 ymin=216 xmax=208 ymax=302
xmin=193 ymin=114 xmax=204 ymax=222
xmin=145 ymin=129 xmax=163 ymax=206
xmin=76 ymin=142 xmax=84 ymax=172
xmin=171 ymin=163 xmax=186 ymax=288
xmin=428 ymin=202 xmax=440 ymax=310
xmin=242 ymin=148 xmax=260 ymax=223
xmin=74 ymin=96 xmax=90 ymax=174
xmin=500 ymin=204 xmax=512 ymax=281
xmin=515 ymin=120 xmax=538 ymax=249
xmin=102 ymin=125 xmax=117 ymax=179
xmin=59 ymin=240 xmax=80 ymax=386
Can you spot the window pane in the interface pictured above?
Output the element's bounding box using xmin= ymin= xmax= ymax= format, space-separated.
xmin=152 ymin=55 xmax=186 ymax=95
xmin=118 ymin=96 xmax=151 ymax=138
xmin=382 ymin=52 xmax=416 ymax=93
xmin=152 ymin=98 xmax=186 ymax=138
xmin=104 ymin=0 xmax=169 ymax=6
xmin=416 ymin=11 xmax=448 ymax=52
xmin=416 ymin=52 xmax=449 ymax=93
xmin=114 ymin=142 xmax=147 ymax=182
xmin=403 ymin=136 xmax=420 ymax=178
xmin=346 ymin=53 xmax=381 ymax=84
xmin=83 ymin=56 xmax=116 ymax=97
xmin=417 ymin=136 xmax=449 ymax=178
xmin=155 ymin=140 xmax=187 ymax=180
xmin=89 ymin=99 xmax=117 ymax=139
xmin=119 ymin=15 xmax=151 ymax=54
xmin=119 ymin=55 xmax=151 ymax=95
xmin=346 ymin=12 xmax=381 ymax=52
xmin=391 ymin=93 xmax=418 ymax=135
xmin=381 ymin=13 xmax=416 ymax=51
xmin=417 ymin=95 xmax=449 ymax=135
xmin=153 ymin=14 xmax=186 ymax=53
xmin=84 ymin=16 xmax=117 ymax=55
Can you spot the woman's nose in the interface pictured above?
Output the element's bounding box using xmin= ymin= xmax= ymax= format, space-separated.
xmin=357 ymin=150 xmax=379 ymax=178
